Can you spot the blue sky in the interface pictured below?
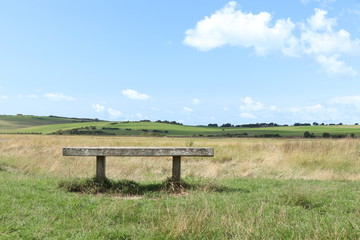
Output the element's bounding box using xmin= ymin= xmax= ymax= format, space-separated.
xmin=1 ymin=0 xmax=360 ymax=125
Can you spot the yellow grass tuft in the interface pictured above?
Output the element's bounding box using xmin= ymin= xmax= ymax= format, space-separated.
xmin=0 ymin=135 xmax=359 ymax=180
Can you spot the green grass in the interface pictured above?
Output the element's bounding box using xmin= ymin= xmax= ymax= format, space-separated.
xmin=1 ymin=170 xmax=359 ymax=239
xmin=58 ymin=177 xmax=228 ymax=195
xmin=4 ymin=121 xmax=106 ymax=134
xmin=0 ymin=115 xmax=100 ymax=131
xmin=2 ymin=115 xmax=360 ymax=137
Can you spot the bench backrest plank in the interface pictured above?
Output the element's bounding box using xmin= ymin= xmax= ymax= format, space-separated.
xmin=63 ymin=147 xmax=214 ymax=157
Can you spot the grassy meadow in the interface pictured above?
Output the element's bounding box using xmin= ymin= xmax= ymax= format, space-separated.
xmin=3 ymin=114 xmax=360 ymax=137
xmin=0 ymin=135 xmax=359 ymax=239
xmin=0 ymin=115 xmax=98 ymax=131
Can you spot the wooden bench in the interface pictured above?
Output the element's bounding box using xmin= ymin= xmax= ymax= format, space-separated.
xmin=63 ymin=147 xmax=214 ymax=182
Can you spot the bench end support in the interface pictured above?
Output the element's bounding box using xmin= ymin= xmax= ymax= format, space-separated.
xmin=96 ymin=156 xmax=106 ymax=182
xmin=172 ymin=156 xmax=181 ymax=184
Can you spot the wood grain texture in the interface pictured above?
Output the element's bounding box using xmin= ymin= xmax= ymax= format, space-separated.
xmin=63 ymin=147 xmax=214 ymax=157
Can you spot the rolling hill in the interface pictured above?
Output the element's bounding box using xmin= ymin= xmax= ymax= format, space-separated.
xmin=1 ymin=115 xmax=360 ymax=138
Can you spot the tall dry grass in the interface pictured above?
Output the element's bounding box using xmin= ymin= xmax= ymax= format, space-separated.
xmin=0 ymin=135 xmax=359 ymax=181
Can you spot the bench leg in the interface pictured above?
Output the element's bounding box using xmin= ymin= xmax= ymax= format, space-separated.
xmin=96 ymin=156 xmax=106 ymax=182
xmin=172 ymin=156 xmax=181 ymax=183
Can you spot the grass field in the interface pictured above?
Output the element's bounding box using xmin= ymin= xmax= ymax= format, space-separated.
xmin=0 ymin=135 xmax=359 ymax=239
xmin=1 ymin=172 xmax=358 ymax=239
xmin=0 ymin=115 xmax=100 ymax=131
xmin=2 ymin=115 xmax=360 ymax=137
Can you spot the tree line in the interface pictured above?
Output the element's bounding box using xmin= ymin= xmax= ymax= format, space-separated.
xmin=206 ymin=122 xmax=354 ymax=128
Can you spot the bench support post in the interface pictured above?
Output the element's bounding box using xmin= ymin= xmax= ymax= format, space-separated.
xmin=96 ymin=156 xmax=106 ymax=182
xmin=172 ymin=156 xmax=181 ymax=183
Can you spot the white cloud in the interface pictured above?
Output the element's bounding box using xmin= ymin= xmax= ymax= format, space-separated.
xmin=300 ymin=9 xmax=360 ymax=76
xmin=306 ymin=8 xmax=336 ymax=32
xmin=92 ymin=104 xmax=105 ymax=113
xmin=19 ymin=94 xmax=39 ymax=99
xmin=0 ymin=96 xmax=8 ymax=99
xmin=240 ymin=112 xmax=256 ymax=118
xmin=348 ymin=6 xmax=360 ymax=16
xmin=108 ymin=108 xmax=122 ymax=118
xmin=331 ymin=95 xmax=360 ymax=106
xmin=286 ymin=104 xmax=324 ymax=113
xmin=235 ymin=96 xmax=360 ymax=123
xmin=240 ymin=97 xmax=264 ymax=111
xmin=301 ymin=0 xmax=336 ymax=6
xmin=282 ymin=103 xmax=341 ymax=122
xmin=301 ymin=0 xmax=311 ymax=4
xmin=150 ymin=106 xmax=160 ymax=111
xmin=192 ymin=98 xmax=201 ymax=105
xmin=185 ymin=2 xmax=360 ymax=77
xmin=127 ymin=113 xmax=146 ymax=120
xmin=122 ymin=89 xmax=150 ymax=100
xmin=44 ymin=93 xmax=76 ymax=101
xmin=270 ymin=105 xmax=278 ymax=111
xmin=326 ymin=95 xmax=360 ymax=122
xmin=301 ymin=9 xmax=360 ymax=55
xmin=183 ymin=107 xmax=193 ymax=112
xmin=316 ymin=55 xmax=357 ymax=76
xmin=183 ymin=1 xmax=295 ymax=55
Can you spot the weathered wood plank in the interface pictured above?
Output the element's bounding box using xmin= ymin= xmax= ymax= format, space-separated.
xmin=96 ymin=156 xmax=106 ymax=182
xmin=172 ymin=156 xmax=181 ymax=182
xmin=63 ymin=147 xmax=214 ymax=157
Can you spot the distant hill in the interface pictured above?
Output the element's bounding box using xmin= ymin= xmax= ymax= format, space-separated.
xmin=0 ymin=115 xmax=102 ymax=131
xmin=1 ymin=115 xmax=360 ymax=138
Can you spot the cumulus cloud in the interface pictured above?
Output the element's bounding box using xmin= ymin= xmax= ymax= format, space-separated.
xmin=286 ymin=104 xmax=324 ymax=113
xmin=270 ymin=105 xmax=278 ymax=111
xmin=92 ymin=104 xmax=105 ymax=113
xmin=301 ymin=9 xmax=360 ymax=55
xmin=240 ymin=97 xmax=264 ymax=111
xmin=184 ymin=2 xmax=360 ymax=76
xmin=300 ymin=9 xmax=360 ymax=76
xmin=183 ymin=107 xmax=193 ymax=112
xmin=122 ymin=89 xmax=150 ymax=100
xmin=45 ymin=93 xmax=76 ymax=101
xmin=305 ymin=8 xmax=335 ymax=32
xmin=240 ymin=112 xmax=256 ymax=118
xmin=92 ymin=103 xmax=123 ymax=119
xmin=184 ymin=1 xmax=295 ymax=55
xmin=301 ymin=0 xmax=336 ymax=6
xmin=135 ymin=113 xmax=144 ymax=119
xmin=331 ymin=95 xmax=360 ymax=107
xmin=282 ymin=103 xmax=340 ymax=122
xmin=238 ymin=97 xmax=279 ymax=119
xmin=348 ymin=6 xmax=360 ymax=16
xmin=108 ymin=108 xmax=122 ymax=117
xmin=301 ymin=0 xmax=311 ymax=4
xmin=235 ymin=95 xmax=360 ymax=123
xmin=316 ymin=55 xmax=356 ymax=76
xmin=237 ymin=96 xmax=338 ymax=122
xmin=192 ymin=98 xmax=201 ymax=105
xmin=18 ymin=94 xmax=39 ymax=99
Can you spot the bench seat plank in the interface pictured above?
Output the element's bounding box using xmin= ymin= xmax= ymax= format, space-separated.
xmin=63 ymin=147 xmax=214 ymax=157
